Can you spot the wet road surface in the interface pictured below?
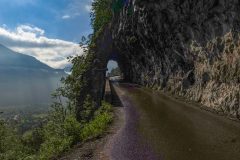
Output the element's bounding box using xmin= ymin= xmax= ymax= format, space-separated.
xmin=109 ymin=83 xmax=240 ymax=160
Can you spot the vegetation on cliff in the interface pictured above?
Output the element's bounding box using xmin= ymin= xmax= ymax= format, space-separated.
xmin=91 ymin=0 xmax=112 ymax=33
xmin=0 ymin=101 xmax=112 ymax=160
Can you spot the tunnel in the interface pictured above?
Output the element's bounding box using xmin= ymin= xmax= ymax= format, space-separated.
xmin=106 ymin=60 xmax=122 ymax=78
xmin=89 ymin=27 xmax=133 ymax=107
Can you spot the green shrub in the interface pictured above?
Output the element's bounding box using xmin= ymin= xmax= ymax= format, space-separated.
xmin=39 ymin=113 xmax=82 ymax=159
xmin=91 ymin=0 xmax=112 ymax=32
xmin=38 ymin=101 xmax=112 ymax=159
xmin=22 ymin=128 xmax=44 ymax=153
xmin=0 ymin=121 xmax=30 ymax=160
xmin=80 ymin=102 xmax=113 ymax=141
xmin=39 ymin=135 xmax=72 ymax=160
xmin=80 ymin=95 xmax=95 ymax=123
xmin=94 ymin=101 xmax=112 ymax=116
xmin=63 ymin=115 xmax=82 ymax=142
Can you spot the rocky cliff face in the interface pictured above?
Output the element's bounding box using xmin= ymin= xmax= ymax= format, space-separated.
xmin=110 ymin=0 xmax=240 ymax=118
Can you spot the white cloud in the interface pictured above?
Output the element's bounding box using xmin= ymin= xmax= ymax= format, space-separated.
xmin=0 ymin=25 xmax=84 ymax=69
xmin=62 ymin=15 xmax=71 ymax=19
xmin=61 ymin=0 xmax=92 ymax=19
xmin=16 ymin=25 xmax=45 ymax=38
xmin=85 ymin=5 xmax=92 ymax=12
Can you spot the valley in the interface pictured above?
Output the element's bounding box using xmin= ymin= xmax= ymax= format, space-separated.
xmin=0 ymin=44 xmax=66 ymax=133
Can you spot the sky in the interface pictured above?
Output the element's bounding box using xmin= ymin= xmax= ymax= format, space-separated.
xmin=0 ymin=0 xmax=93 ymax=69
xmin=107 ymin=60 xmax=118 ymax=73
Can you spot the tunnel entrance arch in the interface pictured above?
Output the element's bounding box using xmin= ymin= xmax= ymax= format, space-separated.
xmin=89 ymin=27 xmax=133 ymax=107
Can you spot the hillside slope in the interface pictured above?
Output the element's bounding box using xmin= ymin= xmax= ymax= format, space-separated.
xmin=0 ymin=44 xmax=66 ymax=106
xmin=0 ymin=44 xmax=55 ymax=70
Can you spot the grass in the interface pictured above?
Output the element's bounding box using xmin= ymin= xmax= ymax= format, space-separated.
xmin=39 ymin=101 xmax=113 ymax=160
xmin=80 ymin=101 xmax=113 ymax=141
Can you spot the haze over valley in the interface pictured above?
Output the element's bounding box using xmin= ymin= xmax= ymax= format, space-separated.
xmin=0 ymin=44 xmax=66 ymax=108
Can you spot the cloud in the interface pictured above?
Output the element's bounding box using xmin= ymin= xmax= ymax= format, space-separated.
xmin=0 ymin=25 xmax=84 ymax=69
xmin=61 ymin=0 xmax=92 ymax=19
xmin=62 ymin=15 xmax=71 ymax=19
xmin=16 ymin=25 xmax=45 ymax=37
xmin=85 ymin=5 xmax=92 ymax=12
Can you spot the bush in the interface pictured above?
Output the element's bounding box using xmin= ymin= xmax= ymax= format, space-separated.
xmin=80 ymin=102 xmax=113 ymax=141
xmin=39 ymin=135 xmax=72 ymax=160
xmin=0 ymin=121 xmax=30 ymax=160
xmin=80 ymin=95 xmax=95 ymax=123
xmin=63 ymin=115 xmax=82 ymax=142
xmin=39 ymin=114 xmax=82 ymax=159
xmin=91 ymin=0 xmax=112 ymax=32
xmin=94 ymin=101 xmax=112 ymax=116
xmin=22 ymin=128 xmax=44 ymax=153
xmin=38 ymin=101 xmax=112 ymax=159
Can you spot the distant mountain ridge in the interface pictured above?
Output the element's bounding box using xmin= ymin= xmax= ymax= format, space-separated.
xmin=0 ymin=44 xmax=66 ymax=107
xmin=0 ymin=44 xmax=62 ymax=72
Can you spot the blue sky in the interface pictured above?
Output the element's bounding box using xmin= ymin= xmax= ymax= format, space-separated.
xmin=0 ymin=0 xmax=93 ymax=68
xmin=0 ymin=0 xmax=92 ymax=42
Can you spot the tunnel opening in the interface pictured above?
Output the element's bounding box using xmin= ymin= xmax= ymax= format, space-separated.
xmin=90 ymin=33 xmax=132 ymax=107
xmin=104 ymin=59 xmax=123 ymax=104
xmin=106 ymin=60 xmax=123 ymax=80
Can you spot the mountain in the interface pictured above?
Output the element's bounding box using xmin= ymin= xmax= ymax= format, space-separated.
xmin=0 ymin=44 xmax=66 ymax=107
xmin=0 ymin=44 xmax=57 ymax=71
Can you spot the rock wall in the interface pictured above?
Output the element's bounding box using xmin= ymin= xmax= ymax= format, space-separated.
xmin=111 ymin=0 xmax=240 ymax=118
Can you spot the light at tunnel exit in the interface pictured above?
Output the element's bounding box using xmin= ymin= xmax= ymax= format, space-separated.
xmin=107 ymin=60 xmax=119 ymax=73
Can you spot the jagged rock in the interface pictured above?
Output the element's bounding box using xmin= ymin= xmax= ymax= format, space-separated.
xmin=91 ymin=0 xmax=240 ymax=118
xmin=106 ymin=0 xmax=240 ymax=118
